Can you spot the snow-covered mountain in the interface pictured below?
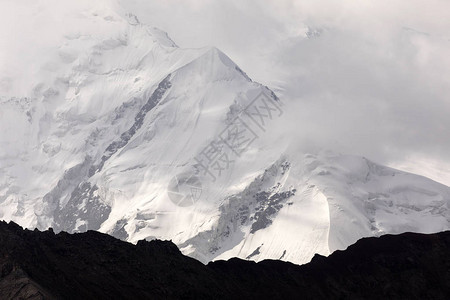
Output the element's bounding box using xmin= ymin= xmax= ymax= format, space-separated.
xmin=1 ymin=1 xmax=449 ymax=265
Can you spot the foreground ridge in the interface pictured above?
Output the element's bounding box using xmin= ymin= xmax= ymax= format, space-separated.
xmin=0 ymin=221 xmax=449 ymax=299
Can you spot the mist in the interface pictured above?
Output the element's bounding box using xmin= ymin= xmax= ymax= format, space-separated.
xmin=120 ymin=0 xmax=450 ymax=185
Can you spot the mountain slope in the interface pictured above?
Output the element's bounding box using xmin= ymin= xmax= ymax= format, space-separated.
xmin=0 ymin=1 xmax=449 ymax=266
xmin=185 ymin=151 xmax=450 ymax=263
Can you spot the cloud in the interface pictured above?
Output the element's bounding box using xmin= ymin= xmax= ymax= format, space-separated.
xmin=118 ymin=0 xmax=450 ymax=185
xmin=270 ymin=7 xmax=450 ymax=185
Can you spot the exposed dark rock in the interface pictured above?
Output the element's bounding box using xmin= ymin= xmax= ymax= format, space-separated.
xmin=250 ymin=189 xmax=296 ymax=234
xmin=0 ymin=221 xmax=449 ymax=299
xmin=53 ymin=182 xmax=111 ymax=233
xmin=279 ymin=249 xmax=286 ymax=260
xmin=37 ymin=157 xmax=93 ymax=229
xmin=246 ymin=244 xmax=263 ymax=260
xmin=110 ymin=219 xmax=129 ymax=240
xmin=89 ymin=74 xmax=172 ymax=176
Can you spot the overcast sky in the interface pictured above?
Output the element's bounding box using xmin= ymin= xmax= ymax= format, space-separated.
xmin=118 ymin=0 xmax=450 ymax=185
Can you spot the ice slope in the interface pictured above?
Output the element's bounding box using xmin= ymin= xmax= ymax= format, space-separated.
xmin=1 ymin=1 xmax=449 ymax=265
xmin=205 ymin=151 xmax=450 ymax=264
